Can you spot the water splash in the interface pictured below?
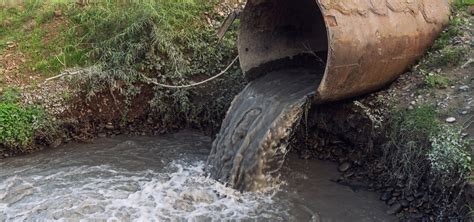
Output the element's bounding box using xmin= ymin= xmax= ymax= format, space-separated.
xmin=207 ymin=68 xmax=322 ymax=191
xmin=0 ymin=135 xmax=289 ymax=221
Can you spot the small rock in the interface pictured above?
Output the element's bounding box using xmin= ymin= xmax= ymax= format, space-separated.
xmin=105 ymin=123 xmax=114 ymax=130
xmin=446 ymin=117 xmax=456 ymax=123
xmin=406 ymin=196 xmax=415 ymax=202
xmin=380 ymin=192 xmax=392 ymax=201
xmin=338 ymin=162 xmax=351 ymax=172
xmin=408 ymin=105 xmax=414 ymax=110
xmin=459 ymin=85 xmax=469 ymax=91
xmin=387 ymin=197 xmax=397 ymax=205
xmin=410 ymin=101 xmax=416 ymax=105
xmin=386 ymin=203 xmax=402 ymax=215
xmin=461 ymin=111 xmax=468 ymax=115
xmin=344 ymin=171 xmax=354 ymax=178
xmin=401 ymin=200 xmax=409 ymax=207
xmin=98 ymin=133 xmax=107 ymax=138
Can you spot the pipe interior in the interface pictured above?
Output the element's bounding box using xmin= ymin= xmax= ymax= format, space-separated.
xmin=238 ymin=0 xmax=329 ymax=81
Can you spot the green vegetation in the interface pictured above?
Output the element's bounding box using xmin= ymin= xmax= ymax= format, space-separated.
xmin=424 ymin=72 xmax=450 ymax=88
xmin=416 ymin=6 xmax=470 ymax=88
xmin=454 ymin=0 xmax=474 ymax=9
xmin=428 ymin=125 xmax=471 ymax=184
xmin=382 ymin=105 xmax=440 ymax=190
xmin=1 ymin=0 xmax=244 ymax=132
xmin=0 ymin=88 xmax=49 ymax=152
xmin=0 ymin=87 xmax=21 ymax=103
xmin=432 ymin=17 xmax=466 ymax=51
xmin=380 ymin=105 xmax=471 ymax=216
xmin=0 ymin=1 xmax=86 ymax=78
xmin=67 ymin=0 xmax=244 ymax=129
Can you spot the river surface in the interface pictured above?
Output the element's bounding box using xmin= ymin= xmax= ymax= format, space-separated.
xmin=0 ymin=131 xmax=394 ymax=221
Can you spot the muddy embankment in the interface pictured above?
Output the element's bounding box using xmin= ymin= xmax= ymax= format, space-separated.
xmin=290 ymin=66 xmax=474 ymax=220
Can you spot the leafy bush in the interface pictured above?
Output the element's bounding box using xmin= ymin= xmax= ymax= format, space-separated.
xmin=0 ymin=87 xmax=53 ymax=151
xmin=428 ymin=125 xmax=471 ymax=184
xmin=0 ymin=103 xmax=46 ymax=151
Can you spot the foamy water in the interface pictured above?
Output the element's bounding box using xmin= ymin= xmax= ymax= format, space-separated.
xmin=0 ymin=131 xmax=393 ymax=221
xmin=1 ymin=162 xmax=286 ymax=221
xmin=0 ymin=132 xmax=288 ymax=221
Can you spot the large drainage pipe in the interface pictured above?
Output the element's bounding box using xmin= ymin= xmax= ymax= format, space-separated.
xmin=238 ymin=0 xmax=451 ymax=103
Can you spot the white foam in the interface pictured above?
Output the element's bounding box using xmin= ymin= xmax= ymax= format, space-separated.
xmin=0 ymin=161 xmax=288 ymax=221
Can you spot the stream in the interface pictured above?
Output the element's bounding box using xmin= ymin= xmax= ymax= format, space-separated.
xmin=0 ymin=131 xmax=395 ymax=221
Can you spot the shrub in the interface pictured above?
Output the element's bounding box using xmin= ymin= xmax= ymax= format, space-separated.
xmin=0 ymin=87 xmax=54 ymax=152
xmin=0 ymin=103 xmax=46 ymax=151
xmin=428 ymin=125 xmax=471 ymax=185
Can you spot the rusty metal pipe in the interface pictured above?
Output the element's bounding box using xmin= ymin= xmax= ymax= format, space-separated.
xmin=237 ymin=0 xmax=451 ymax=103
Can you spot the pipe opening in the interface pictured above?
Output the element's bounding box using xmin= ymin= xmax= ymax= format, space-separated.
xmin=238 ymin=0 xmax=328 ymax=81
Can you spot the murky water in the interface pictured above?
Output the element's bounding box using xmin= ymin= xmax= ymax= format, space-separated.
xmin=0 ymin=131 xmax=394 ymax=221
xmin=207 ymin=68 xmax=321 ymax=191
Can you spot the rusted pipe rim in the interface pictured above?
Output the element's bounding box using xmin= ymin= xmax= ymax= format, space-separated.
xmin=237 ymin=0 xmax=450 ymax=103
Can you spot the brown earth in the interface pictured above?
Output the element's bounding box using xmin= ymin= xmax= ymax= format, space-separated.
xmin=0 ymin=11 xmax=68 ymax=92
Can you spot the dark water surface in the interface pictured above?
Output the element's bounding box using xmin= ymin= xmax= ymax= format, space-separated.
xmin=0 ymin=131 xmax=394 ymax=221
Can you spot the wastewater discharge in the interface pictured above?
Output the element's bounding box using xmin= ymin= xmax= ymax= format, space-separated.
xmin=0 ymin=132 xmax=392 ymax=221
xmin=206 ymin=68 xmax=321 ymax=191
xmin=0 ymin=68 xmax=394 ymax=221
xmin=0 ymin=133 xmax=288 ymax=221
